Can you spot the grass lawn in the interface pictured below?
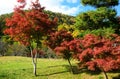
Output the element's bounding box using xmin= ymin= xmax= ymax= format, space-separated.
xmin=0 ymin=56 xmax=120 ymax=79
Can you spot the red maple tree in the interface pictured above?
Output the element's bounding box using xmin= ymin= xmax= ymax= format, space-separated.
xmin=75 ymin=34 xmax=120 ymax=79
xmin=46 ymin=30 xmax=74 ymax=73
xmin=4 ymin=0 xmax=57 ymax=76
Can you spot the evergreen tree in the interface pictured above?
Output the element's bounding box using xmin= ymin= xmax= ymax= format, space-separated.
xmin=81 ymin=0 xmax=118 ymax=8
xmin=74 ymin=0 xmax=119 ymax=35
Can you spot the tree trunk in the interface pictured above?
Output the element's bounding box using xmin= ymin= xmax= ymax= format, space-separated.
xmin=101 ymin=68 xmax=108 ymax=79
xmin=30 ymin=47 xmax=37 ymax=76
xmin=30 ymin=34 xmax=39 ymax=76
xmin=67 ymin=58 xmax=74 ymax=73
xmin=33 ymin=60 xmax=37 ymax=76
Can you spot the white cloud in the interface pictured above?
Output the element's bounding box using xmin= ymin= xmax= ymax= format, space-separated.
xmin=1 ymin=0 xmax=119 ymax=16
xmin=40 ymin=0 xmax=82 ymax=16
xmin=0 ymin=0 xmax=82 ymax=16
xmin=0 ymin=0 xmax=17 ymax=14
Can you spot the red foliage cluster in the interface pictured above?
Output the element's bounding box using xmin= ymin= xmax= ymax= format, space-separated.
xmin=46 ymin=28 xmax=120 ymax=72
xmin=46 ymin=30 xmax=74 ymax=59
xmin=46 ymin=30 xmax=73 ymax=50
xmin=4 ymin=0 xmax=57 ymax=46
xmin=17 ymin=0 xmax=25 ymax=3
xmin=76 ymin=34 xmax=120 ymax=72
xmin=81 ymin=34 xmax=100 ymax=48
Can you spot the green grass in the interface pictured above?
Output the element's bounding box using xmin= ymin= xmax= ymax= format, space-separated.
xmin=0 ymin=56 xmax=120 ymax=79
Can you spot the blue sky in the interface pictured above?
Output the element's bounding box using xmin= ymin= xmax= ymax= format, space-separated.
xmin=0 ymin=0 xmax=120 ymax=16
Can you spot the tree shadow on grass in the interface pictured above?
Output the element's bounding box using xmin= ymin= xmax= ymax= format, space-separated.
xmin=48 ymin=65 xmax=67 ymax=68
xmin=38 ymin=64 xmax=82 ymax=76
xmin=108 ymin=70 xmax=120 ymax=73
xmin=8 ymin=66 xmax=69 ymax=77
xmin=83 ymin=69 xmax=101 ymax=75
xmin=0 ymin=74 xmax=7 ymax=78
xmin=32 ymin=65 xmax=70 ymax=76
xmin=113 ymin=75 xmax=120 ymax=79
xmin=64 ymin=65 xmax=101 ymax=75
xmin=64 ymin=65 xmax=80 ymax=74
xmin=39 ymin=70 xmax=69 ymax=76
xmin=108 ymin=70 xmax=120 ymax=79
xmin=47 ymin=64 xmax=101 ymax=75
xmin=48 ymin=65 xmax=80 ymax=74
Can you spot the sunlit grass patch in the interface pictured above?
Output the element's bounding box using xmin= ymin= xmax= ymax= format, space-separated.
xmin=0 ymin=56 xmax=120 ymax=79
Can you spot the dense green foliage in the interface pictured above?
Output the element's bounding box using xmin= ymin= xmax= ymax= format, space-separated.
xmin=73 ymin=0 xmax=120 ymax=39
xmin=74 ymin=7 xmax=117 ymax=30
xmin=116 ymin=16 xmax=120 ymax=34
xmin=44 ymin=10 xmax=75 ymax=25
xmin=72 ymin=27 xmax=115 ymax=38
xmin=0 ymin=14 xmax=12 ymax=38
xmin=81 ymin=0 xmax=119 ymax=8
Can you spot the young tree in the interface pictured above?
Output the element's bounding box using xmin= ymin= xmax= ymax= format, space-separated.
xmin=75 ymin=34 xmax=120 ymax=79
xmin=46 ymin=30 xmax=75 ymax=73
xmin=4 ymin=0 xmax=57 ymax=76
